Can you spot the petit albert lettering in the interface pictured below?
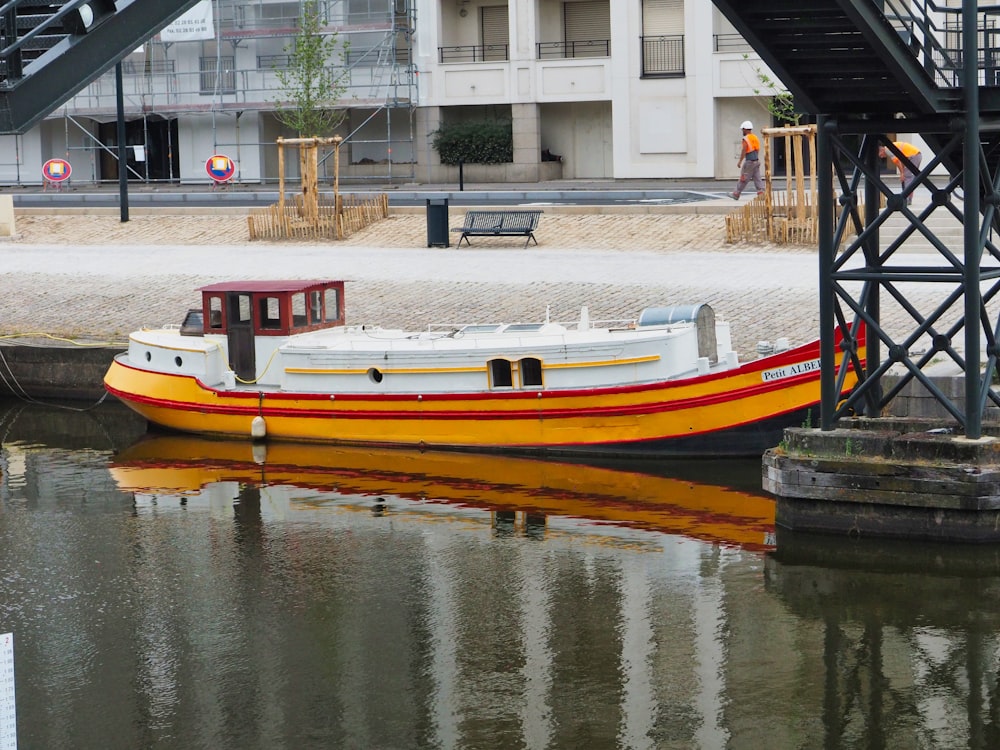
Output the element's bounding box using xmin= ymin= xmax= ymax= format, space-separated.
xmin=761 ymin=358 xmax=821 ymax=382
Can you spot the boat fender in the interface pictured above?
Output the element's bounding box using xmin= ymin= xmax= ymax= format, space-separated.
xmin=251 ymin=415 xmax=267 ymax=440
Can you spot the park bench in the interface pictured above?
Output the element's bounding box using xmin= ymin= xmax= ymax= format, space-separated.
xmin=451 ymin=210 xmax=543 ymax=249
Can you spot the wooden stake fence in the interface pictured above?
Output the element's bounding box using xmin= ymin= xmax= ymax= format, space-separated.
xmin=247 ymin=135 xmax=389 ymax=241
xmin=726 ymin=124 xmax=820 ymax=245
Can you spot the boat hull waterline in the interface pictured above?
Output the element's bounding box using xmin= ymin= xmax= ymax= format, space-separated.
xmin=105 ymin=338 xmax=859 ymax=457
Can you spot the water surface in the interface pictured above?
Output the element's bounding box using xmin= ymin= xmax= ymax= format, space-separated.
xmin=0 ymin=401 xmax=997 ymax=749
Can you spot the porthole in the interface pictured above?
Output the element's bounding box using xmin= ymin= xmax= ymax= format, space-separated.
xmin=145 ymin=351 xmax=151 ymax=362
xmin=368 ymin=367 xmax=384 ymax=384
xmin=174 ymin=356 xmax=183 ymax=368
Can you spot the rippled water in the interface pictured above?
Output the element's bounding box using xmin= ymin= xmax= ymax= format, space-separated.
xmin=1 ymin=401 xmax=1000 ymax=749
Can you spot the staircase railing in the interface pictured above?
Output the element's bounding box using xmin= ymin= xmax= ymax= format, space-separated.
xmin=879 ymin=0 xmax=1000 ymax=87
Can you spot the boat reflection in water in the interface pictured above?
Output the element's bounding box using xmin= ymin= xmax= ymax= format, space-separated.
xmin=110 ymin=434 xmax=776 ymax=551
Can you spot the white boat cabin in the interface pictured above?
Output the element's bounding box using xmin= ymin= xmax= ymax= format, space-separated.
xmin=136 ymin=279 xmax=739 ymax=395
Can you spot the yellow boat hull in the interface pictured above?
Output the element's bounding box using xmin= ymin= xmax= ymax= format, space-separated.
xmin=105 ymin=339 xmax=863 ymax=457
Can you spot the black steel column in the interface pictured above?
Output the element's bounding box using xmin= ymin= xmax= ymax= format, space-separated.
xmin=863 ymin=135 xmax=882 ymax=416
xmin=818 ymin=115 xmax=836 ymax=430
xmin=964 ymin=0 xmax=982 ymax=437
xmin=116 ymin=61 xmax=129 ymax=223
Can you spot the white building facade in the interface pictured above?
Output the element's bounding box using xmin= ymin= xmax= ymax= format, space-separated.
xmin=0 ymin=0 xmax=777 ymax=186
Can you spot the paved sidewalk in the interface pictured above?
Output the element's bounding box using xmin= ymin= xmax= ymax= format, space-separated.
xmin=0 ymin=200 xmax=946 ymax=358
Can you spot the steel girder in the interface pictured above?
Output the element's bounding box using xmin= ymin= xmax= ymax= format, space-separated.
xmin=817 ymin=116 xmax=1000 ymax=437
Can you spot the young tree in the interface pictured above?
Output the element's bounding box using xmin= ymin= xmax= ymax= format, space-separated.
xmin=742 ymin=54 xmax=800 ymax=126
xmin=273 ymin=0 xmax=350 ymax=137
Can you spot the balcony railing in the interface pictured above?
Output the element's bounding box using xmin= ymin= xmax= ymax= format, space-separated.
xmin=438 ymin=45 xmax=509 ymax=63
xmin=536 ymin=40 xmax=610 ymax=59
xmin=121 ymin=60 xmax=177 ymax=76
xmin=259 ymin=49 xmax=411 ymax=69
xmin=641 ymin=35 xmax=684 ymax=77
xmin=714 ymin=34 xmax=753 ymax=53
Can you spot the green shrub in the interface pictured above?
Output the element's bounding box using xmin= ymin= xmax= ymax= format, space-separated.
xmin=432 ymin=120 xmax=513 ymax=164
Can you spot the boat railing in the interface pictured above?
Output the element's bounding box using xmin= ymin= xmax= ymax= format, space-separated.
xmin=425 ymin=318 xmax=640 ymax=334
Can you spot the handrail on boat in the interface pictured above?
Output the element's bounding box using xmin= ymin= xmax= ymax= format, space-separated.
xmin=423 ymin=317 xmax=642 ymax=333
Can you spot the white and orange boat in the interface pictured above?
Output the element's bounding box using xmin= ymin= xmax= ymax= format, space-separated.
xmin=110 ymin=435 xmax=777 ymax=551
xmin=104 ymin=280 xmax=864 ymax=456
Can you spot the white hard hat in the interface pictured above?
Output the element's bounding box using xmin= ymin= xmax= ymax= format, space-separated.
xmin=740 ymin=120 xmax=753 ymax=130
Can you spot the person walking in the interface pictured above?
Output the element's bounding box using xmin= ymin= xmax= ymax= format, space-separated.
xmin=878 ymin=141 xmax=921 ymax=205
xmin=730 ymin=120 xmax=765 ymax=200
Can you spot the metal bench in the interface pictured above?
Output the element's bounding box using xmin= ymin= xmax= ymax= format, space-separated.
xmin=451 ymin=210 xmax=543 ymax=249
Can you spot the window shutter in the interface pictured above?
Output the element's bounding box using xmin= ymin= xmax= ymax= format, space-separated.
xmin=565 ymin=1 xmax=610 ymax=43
xmin=481 ymin=5 xmax=509 ymax=60
xmin=643 ymin=0 xmax=683 ymax=36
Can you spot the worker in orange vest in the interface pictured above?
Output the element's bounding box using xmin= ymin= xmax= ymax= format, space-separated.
xmin=730 ymin=120 xmax=765 ymax=201
xmin=878 ymin=141 xmax=922 ymax=205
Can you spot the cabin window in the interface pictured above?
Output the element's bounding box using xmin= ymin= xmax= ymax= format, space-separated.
xmin=259 ymin=296 xmax=282 ymax=330
xmin=309 ymin=290 xmax=323 ymax=324
xmin=236 ymin=294 xmax=252 ymax=323
xmin=489 ymin=359 xmax=513 ymax=388
xmin=291 ymin=292 xmax=307 ymax=328
xmin=520 ymin=358 xmax=543 ymax=387
xmin=207 ymin=296 xmax=223 ymax=329
xmin=324 ymin=288 xmax=340 ymax=323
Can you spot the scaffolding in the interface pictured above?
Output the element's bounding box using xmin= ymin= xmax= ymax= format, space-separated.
xmin=36 ymin=0 xmax=417 ymax=186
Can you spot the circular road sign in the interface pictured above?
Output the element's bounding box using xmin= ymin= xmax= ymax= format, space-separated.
xmin=42 ymin=158 xmax=72 ymax=183
xmin=206 ymin=154 xmax=236 ymax=183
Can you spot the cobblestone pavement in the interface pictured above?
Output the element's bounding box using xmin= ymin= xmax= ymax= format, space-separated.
xmin=0 ymin=209 xmax=958 ymax=358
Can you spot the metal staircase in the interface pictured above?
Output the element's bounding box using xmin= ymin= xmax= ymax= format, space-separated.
xmin=711 ymin=0 xmax=980 ymax=117
xmin=712 ymin=0 xmax=1000 ymax=439
xmin=0 ymin=0 xmax=200 ymax=133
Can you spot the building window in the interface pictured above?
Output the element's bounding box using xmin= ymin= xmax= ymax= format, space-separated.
xmin=642 ymin=0 xmax=684 ymax=77
xmin=200 ymin=56 xmax=236 ymax=94
xmin=481 ymin=6 xmax=509 ymax=62
xmin=563 ymin=1 xmax=610 ymax=59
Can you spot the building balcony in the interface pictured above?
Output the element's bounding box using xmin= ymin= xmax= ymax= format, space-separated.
xmin=641 ymin=35 xmax=684 ymax=78
xmin=438 ymin=44 xmax=509 ymax=63
xmin=536 ymin=40 xmax=610 ymax=59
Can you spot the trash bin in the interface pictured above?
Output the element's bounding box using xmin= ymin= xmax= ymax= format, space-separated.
xmin=426 ymin=198 xmax=449 ymax=248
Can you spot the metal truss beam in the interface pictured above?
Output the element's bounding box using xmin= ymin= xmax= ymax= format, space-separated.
xmin=817 ymin=117 xmax=1000 ymax=436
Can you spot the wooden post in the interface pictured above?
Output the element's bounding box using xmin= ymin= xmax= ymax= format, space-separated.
xmin=763 ymin=132 xmax=773 ymax=240
xmin=277 ymin=137 xmax=286 ymax=215
xmin=793 ymin=132 xmax=806 ymax=221
xmin=333 ymin=135 xmax=343 ymax=240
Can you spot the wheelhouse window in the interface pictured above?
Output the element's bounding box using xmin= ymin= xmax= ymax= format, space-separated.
xmin=207 ymin=295 xmax=224 ymax=329
xmin=259 ymin=296 xmax=282 ymax=330
xmin=309 ymin=290 xmax=323 ymax=324
xmin=292 ymin=292 xmax=307 ymax=328
xmin=324 ymin=288 xmax=341 ymax=323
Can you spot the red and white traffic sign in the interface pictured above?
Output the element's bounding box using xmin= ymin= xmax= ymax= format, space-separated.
xmin=42 ymin=158 xmax=72 ymax=183
xmin=205 ymin=154 xmax=235 ymax=183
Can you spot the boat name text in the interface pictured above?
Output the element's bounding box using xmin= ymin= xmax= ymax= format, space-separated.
xmin=761 ymin=358 xmax=821 ymax=382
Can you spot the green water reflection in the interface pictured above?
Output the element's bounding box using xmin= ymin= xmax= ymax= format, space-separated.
xmin=0 ymin=401 xmax=997 ymax=748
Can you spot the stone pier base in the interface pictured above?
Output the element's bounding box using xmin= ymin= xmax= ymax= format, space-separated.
xmin=763 ymin=418 xmax=1000 ymax=542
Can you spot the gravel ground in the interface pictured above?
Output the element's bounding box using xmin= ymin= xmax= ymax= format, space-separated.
xmin=0 ymin=209 xmax=954 ymax=360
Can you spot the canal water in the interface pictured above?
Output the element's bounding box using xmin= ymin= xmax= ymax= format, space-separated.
xmin=0 ymin=400 xmax=999 ymax=749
